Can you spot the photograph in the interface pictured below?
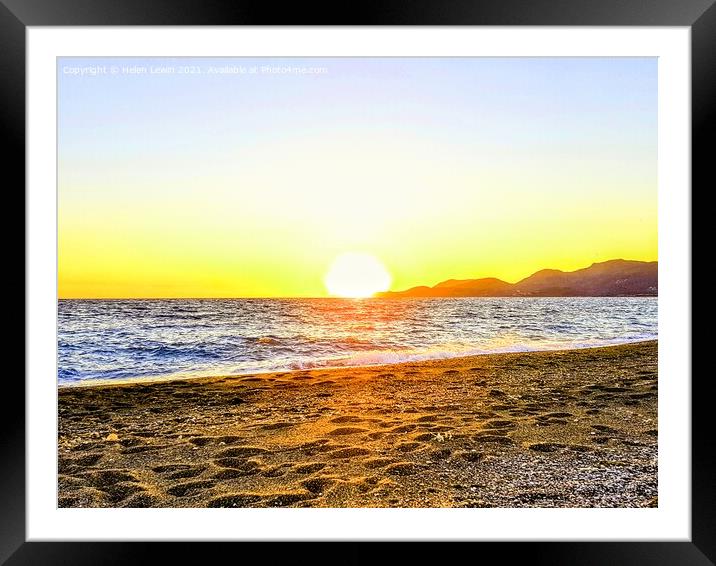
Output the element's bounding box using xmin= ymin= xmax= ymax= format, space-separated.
xmin=56 ymin=55 xmax=658 ymax=509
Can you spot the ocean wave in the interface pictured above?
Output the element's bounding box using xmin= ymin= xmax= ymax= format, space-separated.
xmin=57 ymin=297 xmax=657 ymax=384
xmin=255 ymin=336 xmax=281 ymax=345
xmin=287 ymin=335 xmax=657 ymax=372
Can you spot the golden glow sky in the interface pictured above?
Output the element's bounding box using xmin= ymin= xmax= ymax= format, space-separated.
xmin=58 ymin=57 xmax=657 ymax=298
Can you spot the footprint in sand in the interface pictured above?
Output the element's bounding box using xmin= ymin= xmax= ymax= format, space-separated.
xmin=81 ymin=469 xmax=140 ymax=487
xmin=212 ymin=458 xmax=263 ymax=476
xmin=262 ymin=465 xmax=290 ymax=478
xmin=58 ymin=453 xmax=103 ymax=474
xmin=166 ymin=479 xmax=216 ymax=497
xmin=328 ymin=447 xmax=371 ymax=459
xmin=67 ymin=441 xmax=102 ymax=453
xmin=293 ymin=462 xmax=327 ymax=474
xmin=329 ymin=415 xmax=365 ymax=424
xmin=213 ymin=466 xmax=262 ymax=480
xmin=165 ymin=466 xmax=207 ymax=480
xmin=534 ymin=415 xmax=568 ymax=427
xmin=363 ymin=457 xmax=395 ymax=469
xmin=302 ymin=477 xmax=337 ymax=495
xmin=104 ymin=481 xmax=148 ymax=504
xmin=326 ymin=427 xmax=367 ymax=436
xmin=215 ymin=446 xmax=269 ymax=458
xmin=396 ymin=441 xmax=423 ymax=452
xmin=302 ymin=441 xmax=344 ymax=455
xmin=412 ymin=432 xmax=435 ymax=442
xmin=415 ymin=415 xmax=438 ymax=423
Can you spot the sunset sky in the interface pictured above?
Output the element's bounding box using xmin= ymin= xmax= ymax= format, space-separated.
xmin=58 ymin=57 xmax=657 ymax=298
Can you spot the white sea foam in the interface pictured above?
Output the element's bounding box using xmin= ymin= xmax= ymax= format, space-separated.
xmin=288 ymin=335 xmax=657 ymax=371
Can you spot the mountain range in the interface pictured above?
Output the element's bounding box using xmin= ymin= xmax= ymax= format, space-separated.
xmin=376 ymin=259 xmax=657 ymax=298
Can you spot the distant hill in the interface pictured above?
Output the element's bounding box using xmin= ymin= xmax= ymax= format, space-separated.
xmin=376 ymin=260 xmax=657 ymax=298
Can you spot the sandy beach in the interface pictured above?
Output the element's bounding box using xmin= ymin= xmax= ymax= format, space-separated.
xmin=58 ymin=340 xmax=657 ymax=508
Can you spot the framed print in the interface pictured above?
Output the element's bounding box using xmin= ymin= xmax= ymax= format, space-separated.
xmin=9 ymin=0 xmax=708 ymax=564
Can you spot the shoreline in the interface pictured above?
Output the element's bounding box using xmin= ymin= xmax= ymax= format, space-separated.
xmin=58 ymin=338 xmax=658 ymax=389
xmin=59 ymin=341 xmax=658 ymax=508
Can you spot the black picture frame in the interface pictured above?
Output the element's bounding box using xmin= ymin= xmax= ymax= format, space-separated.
xmin=7 ymin=0 xmax=706 ymax=564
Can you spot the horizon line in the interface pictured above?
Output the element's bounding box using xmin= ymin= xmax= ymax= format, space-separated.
xmin=58 ymin=257 xmax=657 ymax=301
xmin=59 ymin=295 xmax=658 ymax=301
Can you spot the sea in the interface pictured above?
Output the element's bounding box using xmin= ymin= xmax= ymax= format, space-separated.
xmin=57 ymin=297 xmax=657 ymax=385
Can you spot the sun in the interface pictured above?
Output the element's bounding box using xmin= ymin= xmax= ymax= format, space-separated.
xmin=324 ymin=252 xmax=392 ymax=298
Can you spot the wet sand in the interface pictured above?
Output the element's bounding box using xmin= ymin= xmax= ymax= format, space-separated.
xmin=58 ymin=341 xmax=657 ymax=508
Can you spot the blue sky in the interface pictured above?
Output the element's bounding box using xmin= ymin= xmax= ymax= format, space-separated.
xmin=58 ymin=57 xmax=658 ymax=298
